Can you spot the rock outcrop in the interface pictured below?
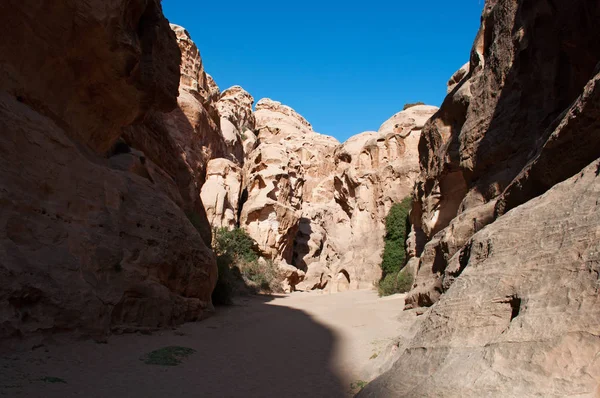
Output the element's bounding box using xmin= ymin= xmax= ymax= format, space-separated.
xmin=122 ymin=24 xmax=228 ymax=245
xmin=200 ymin=158 xmax=243 ymax=230
xmin=406 ymin=0 xmax=600 ymax=310
xmin=0 ymin=1 xmax=217 ymax=341
xmin=295 ymin=105 xmax=438 ymax=291
xmin=239 ymin=99 xmax=318 ymax=262
xmin=216 ymin=86 xmax=256 ymax=163
xmin=361 ymin=0 xmax=600 ymax=395
xmin=236 ymin=97 xmax=436 ymax=290
xmin=361 ymin=159 xmax=600 ymax=397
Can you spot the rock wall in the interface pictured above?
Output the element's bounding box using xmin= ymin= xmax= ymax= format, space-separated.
xmin=0 ymin=1 xmax=217 ymax=341
xmin=361 ymin=0 xmax=600 ymax=395
xmin=295 ymin=106 xmax=437 ymax=292
xmin=406 ymin=0 xmax=600 ymax=309
xmin=238 ymin=98 xmax=437 ymax=290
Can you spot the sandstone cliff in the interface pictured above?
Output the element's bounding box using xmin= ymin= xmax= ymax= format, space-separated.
xmin=0 ymin=1 xmax=217 ymax=341
xmin=295 ymin=105 xmax=438 ymax=292
xmin=360 ymin=0 xmax=600 ymax=395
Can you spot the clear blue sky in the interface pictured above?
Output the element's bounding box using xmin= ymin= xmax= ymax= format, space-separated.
xmin=162 ymin=1 xmax=484 ymax=142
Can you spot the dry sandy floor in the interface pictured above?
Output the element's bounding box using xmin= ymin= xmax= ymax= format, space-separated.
xmin=0 ymin=290 xmax=412 ymax=397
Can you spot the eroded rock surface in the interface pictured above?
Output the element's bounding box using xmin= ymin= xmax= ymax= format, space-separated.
xmin=406 ymin=0 xmax=600 ymax=309
xmin=201 ymin=159 xmax=243 ymax=229
xmin=0 ymin=1 xmax=217 ymax=342
xmin=362 ymin=0 xmax=600 ymax=395
xmin=360 ymin=160 xmax=600 ymax=397
xmin=295 ymin=105 xmax=438 ymax=291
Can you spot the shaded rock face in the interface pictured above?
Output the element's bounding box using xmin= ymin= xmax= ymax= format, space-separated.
xmin=0 ymin=1 xmax=217 ymax=341
xmin=122 ymin=25 xmax=227 ymax=245
xmin=361 ymin=0 xmax=600 ymax=396
xmin=0 ymin=0 xmax=181 ymax=155
xmin=406 ymin=0 xmax=600 ymax=309
xmin=361 ymin=160 xmax=600 ymax=397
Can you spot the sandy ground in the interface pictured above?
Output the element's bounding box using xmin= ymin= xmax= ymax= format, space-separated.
xmin=0 ymin=290 xmax=412 ymax=398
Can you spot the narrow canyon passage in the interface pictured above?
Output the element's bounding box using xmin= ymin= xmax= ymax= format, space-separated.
xmin=0 ymin=291 xmax=413 ymax=398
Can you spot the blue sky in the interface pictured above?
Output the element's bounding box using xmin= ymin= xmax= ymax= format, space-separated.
xmin=162 ymin=1 xmax=484 ymax=142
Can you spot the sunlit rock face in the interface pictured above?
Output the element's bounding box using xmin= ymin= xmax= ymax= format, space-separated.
xmin=360 ymin=0 xmax=600 ymax=396
xmin=292 ymin=105 xmax=438 ymax=292
xmin=238 ymin=98 xmax=327 ymax=262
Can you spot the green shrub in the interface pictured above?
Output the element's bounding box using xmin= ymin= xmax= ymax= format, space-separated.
xmin=141 ymin=346 xmax=196 ymax=366
xmin=240 ymin=259 xmax=281 ymax=292
xmin=378 ymin=270 xmax=414 ymax=297
xmin=403 ymin=101 xmax=425 ymax=110
xmin=350 ymin=380 xmax=368 ymax=392
xmin=211 ymin=228 xmax=283 ymax=303
xmin=381 ymin=196 xmax=412 ymax=276
xmin=213 ymin=227 xmax=258 ymax=263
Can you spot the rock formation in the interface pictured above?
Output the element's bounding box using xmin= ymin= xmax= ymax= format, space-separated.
xmin=200 ymin=159 xmax=243 ymax=229
xmin=200 ymin=93 xmax=438 ymax=292
xmin=360 ymin=0 xmax=600 ymax=395
xmin=239 ymin=99 xmax=338 ymax=263
xmin=0 ymin=1 xmax=217 ymax=341
xmin=295 ymin=105 xmax=438 ymax=292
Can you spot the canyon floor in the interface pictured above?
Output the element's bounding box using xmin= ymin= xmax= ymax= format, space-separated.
xmin=0 ymin=290 xmax=415 ymax=398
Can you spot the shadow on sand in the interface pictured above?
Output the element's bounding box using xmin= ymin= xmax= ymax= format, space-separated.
xmin=0 ymin=294 xmax=348 ymax=398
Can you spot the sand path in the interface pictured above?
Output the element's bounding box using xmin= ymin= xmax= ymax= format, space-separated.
xmin=1 ymin=290 xmax=411 ymax=397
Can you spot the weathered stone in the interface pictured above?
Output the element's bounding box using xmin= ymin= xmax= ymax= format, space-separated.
xmin=360 ymin=159 xmax=600 ymax=397
xmin=0 ymin=2 xmax=217 ymax=342
xmin=406 ymin=0 xmax=600 ymax=309
xmin=201 ymin=159 xmax=243 ymax=229
xmin=296 ymin=105 xmax=438 ymax=291
xmin=363 ymin=0 xmax=600 ymax=395
xmin=216 ymin=86 xmax=256 ymax=164
xmin=0 ymin=0 xmax=181 ymax=155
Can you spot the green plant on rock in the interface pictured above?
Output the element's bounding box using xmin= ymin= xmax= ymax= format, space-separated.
xmin=240 ymin=258 xmax=281 ymax=292
xmin=380 ymin=196 xmax=412 ymax=276
xmin=378 ymin=270 xmax=414 ymax=297
xmin=378 ymin=196 xmax=413 ymax=296
xmin=213 ymin=227 xmax=258 ymax=263
xmin=403 ymin=101 xmax=425 ymax=110
xmin=350 ymin=380 xmax=368 ymax=392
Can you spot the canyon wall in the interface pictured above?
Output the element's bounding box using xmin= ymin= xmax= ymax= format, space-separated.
xmin=360 ymin=0 xmax=600 ymax=395
xmin=0 ymin=1 xmax=218 ymax=341
xmin=232 ymin=95 xmax=437 ymax=291
xmin=294 ymin=105 xmax=437 ymax=292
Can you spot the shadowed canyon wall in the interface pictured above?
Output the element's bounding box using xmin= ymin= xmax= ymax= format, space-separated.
xmin=0 ymin=1 xmax=218 ymax=341
xmin=359 ymin=0 xmax=600 ymax=395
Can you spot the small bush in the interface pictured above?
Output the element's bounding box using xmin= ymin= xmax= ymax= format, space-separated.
xmin=378 ymin=270 xmax=414 ymax=297
xmin=240 ymin=259 xmax=282 ymax=293
xmin=211 ymin=228 xmax=283 ymax=303
xmin=350 ymin=380 xmax=368 ymax=392
xmin=403 ymin=101 xmax=425 ymax=110
xmin=381 ymin=197 xmax=412 ymax=276
xmin=213 ymin=227 xmax=258 ymax=263
xmin=141 ymin=346 xmax=196 ymax=366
